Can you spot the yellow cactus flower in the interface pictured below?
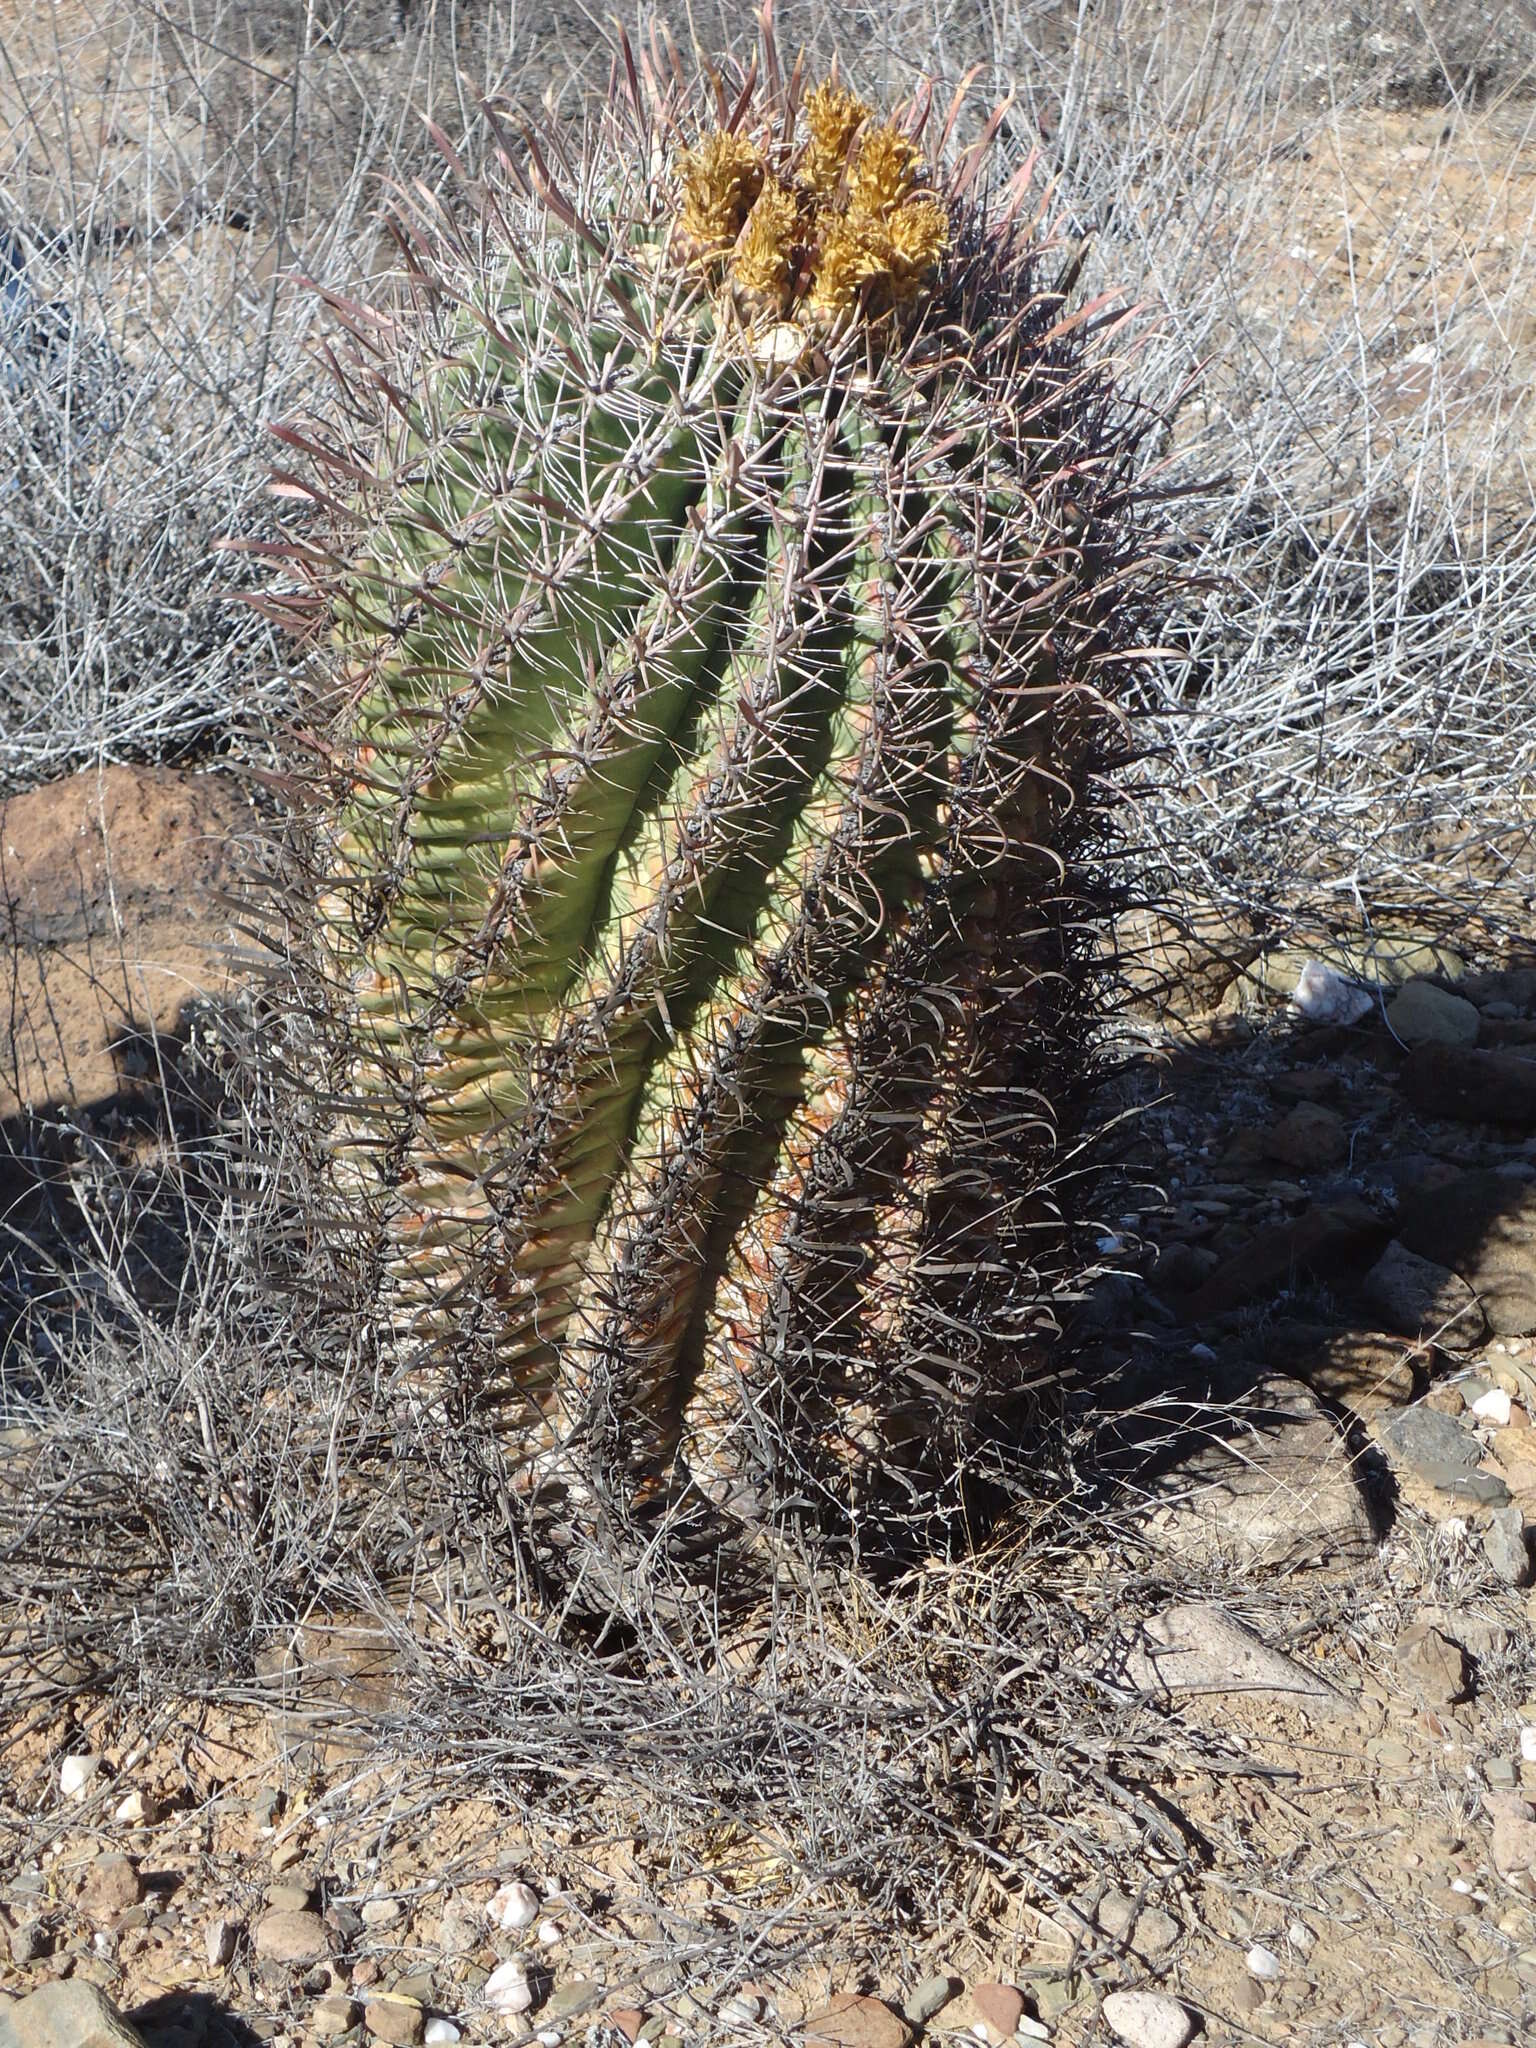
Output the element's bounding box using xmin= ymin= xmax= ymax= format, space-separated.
xmin=671 ymin=85 xmax=950 ymax=336
xmin=807 ymin=213 xmax=891 ymax=320
xmin=847 ymin=123 xmax=922 ymax=219
xmin=801 ymin=79 xmax=872 ymax=196
xmin=886 ymin=194 xmax=949 ymax=280
xmin=675 ymin=131 xmax=765 ymax=264
xmin=731 ymin=179 xmax=801 ymax=318
xmin=807 ymin=195 xmax=948 ymax=321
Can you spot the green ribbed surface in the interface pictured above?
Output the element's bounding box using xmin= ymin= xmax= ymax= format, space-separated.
xmin=299 ymin=95 xmax=1146 ymax=1524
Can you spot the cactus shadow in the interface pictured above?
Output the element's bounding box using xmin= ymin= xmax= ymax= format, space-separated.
xmin=0 ymin=999 xmax=234 ymax=1400
xmin=128 ymin=1991 xmax=264 ymax=2048
xmin=1071 ymin=961 xmax=1536 ymax=1554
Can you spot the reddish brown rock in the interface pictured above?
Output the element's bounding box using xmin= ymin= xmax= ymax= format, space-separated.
xmin=1265 ymin=1102 xmax=1346 ymax=1171
xmin=1399 ymin=1042 xmax=1536 ymax=1129
xmin=252 ymin=1907 xmax=332 ymax=1965
xmin=973 ymin=1983 xmax=1026 ymax=2039
xmin=78 ymin=1855 xmax=142 ymax=1921
xmin=803 ymin=1994 xmax=911 ymax=2048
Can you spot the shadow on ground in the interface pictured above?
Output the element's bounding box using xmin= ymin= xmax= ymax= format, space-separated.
xmin=1068 ymin=942 xmax=1536 ymax=1581
xmin=130 ymin=1990 xmax=264 ymax=2048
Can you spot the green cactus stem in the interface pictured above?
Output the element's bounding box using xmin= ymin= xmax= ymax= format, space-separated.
xmin=277 ymin=25 xmax=1166 ymax=1539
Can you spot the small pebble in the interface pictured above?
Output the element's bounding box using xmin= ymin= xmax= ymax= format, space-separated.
xmin=904 ymin=1976 xmax=956 ymax=2026
xmin=1473 ymin=1388 xmax=1513 ymax=1425
xmin=974 ymin=1984 xmax=1025 ymax=2040
xmin=1286 ymin=1920 xmax=1315 ymax=1954
xmin=537 ymin=2032 xmax=563 ymax=2047
xmin=488 ymin=1881 xmax=540 ymax=1933
xmin=537 ymin=1918 xmax=562 ymax=1946
xmin=364 ymin=1993 xmax=424 ymax=2046
xmin=1521 ymin=1726 xmax=1536 ymax=1763
xmin=1017 ymin=2021 xmax=1050 ymax=2043
xmin=719 ymin=1993 xmax=762 ymax=2025
xmin=1100 ymin=1990 xmax=1195 ymax=2048
xmin=484 ymin=1959 xmax=533 ymax=2016
xmin=59 ymin=1754 xmax=101 ymax=1801
xmin=1245 ymin=1944 xmax=1283 ymax=1982
xmin=361 ymin=1897 xmax=403 ymax=1928
xmin=424 ymin=2024 xmax=461 ymax=2046
xmin=113 ymin=1790 xmax=154 ymax=1826
xmin=206 ymin=1917 xmax=238 ymax=1969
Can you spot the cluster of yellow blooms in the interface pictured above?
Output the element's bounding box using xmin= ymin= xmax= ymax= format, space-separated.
xmin=672 ymin=79 xmax=950 ymax=327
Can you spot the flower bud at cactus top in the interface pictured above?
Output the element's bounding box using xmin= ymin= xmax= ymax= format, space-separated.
xmin=673 ymin=83 xmax=948 ymax=329
xmin=297 ymin=46 xmax=1160 ymax=1532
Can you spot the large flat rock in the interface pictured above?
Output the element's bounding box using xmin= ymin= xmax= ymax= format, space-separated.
xmin=1400 ymin=1041 xmax=1536 ymax=1128
xmin=1130 ymin=1373 xmax=1378 ymax=1567
xmin=0 ymin=1983 xmax=146 ymax=2048
xmin=1 ymin=765 xmax=253 ymax=1121
xmin=1105 ymin=1602 xmax=1350 ymax=1716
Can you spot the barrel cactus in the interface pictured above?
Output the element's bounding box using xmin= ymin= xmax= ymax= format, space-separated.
xmin=276 ymin=24 xmax=1164 ymax=1547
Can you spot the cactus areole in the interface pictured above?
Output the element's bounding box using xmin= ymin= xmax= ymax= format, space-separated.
xmin=283 ymin=28 xmax=1163 ymax=1539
